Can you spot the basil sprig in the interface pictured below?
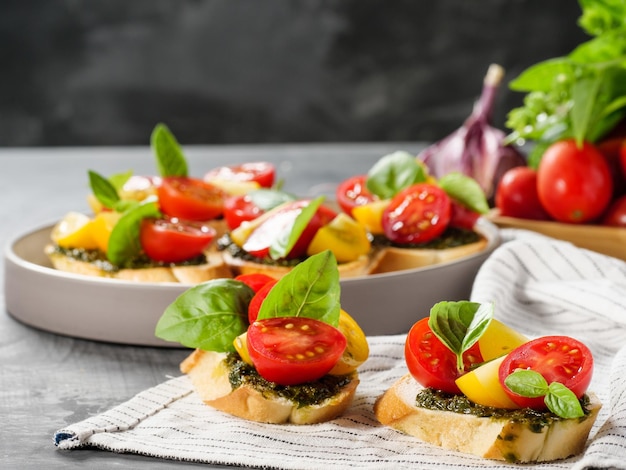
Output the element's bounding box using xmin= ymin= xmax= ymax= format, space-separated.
xmin=258 ymin=250 xmax=340 ymax=327
xmin=366 ymin=151 xmax=428 ymax=200
xmin=155 ymin=251 xmax=341 ymax=349
xmin=269 ymin=196 xmax=324 ymax=260
xmin=150 ymin=123 xmax=188 ymax=177
xmin=504 ymin=370 xmax=585 ymax=419
xmin=88 ymin=170 xmax=139 ymax=212
xmin=428 ymin=301 xmax=494 ymax=373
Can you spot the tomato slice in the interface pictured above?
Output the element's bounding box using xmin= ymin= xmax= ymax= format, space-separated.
xmin=204 ymin=162 xmax=275 ymax=188
xmin=234 ymin=273 xmax=276 ymax=293
xmin=224 ymin=194 xmax=264 ymax=230
xmin=498 ymin=335 xmax=594 ymax=410
xmin=247 ymin=317 xmax=347 ymax=385
xmin=382 ymin=183 xmax=451 ymax=244
xmin=157 ymin=176 xmax=227 ymax=221
xmin=405 ymin=318 xmax=483 ymax=394
xmin=336 ymin=175 xmax=377 ymax=216
xmin=140 ymin=217 xmax=216 ymax=263
xmin=246 ymin=278 xmax=278 ymax=323
xmin=243 ymin=200 xmax=337 ymax=259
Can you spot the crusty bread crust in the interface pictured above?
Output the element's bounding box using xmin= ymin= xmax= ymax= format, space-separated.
xmin=374 ymin=374 xmax=601 ymax=463
xmin=45 ymin=245 xmax=233 ymax=283
xmin=181 ymin=349 xmax=359 ymax=424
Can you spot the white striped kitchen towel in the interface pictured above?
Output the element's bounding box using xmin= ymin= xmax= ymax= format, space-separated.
xmin=54 ymin=230 xmax=626 ymax=469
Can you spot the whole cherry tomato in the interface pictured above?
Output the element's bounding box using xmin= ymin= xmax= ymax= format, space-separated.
xmin=537 ymin=140 xmax=613 ymax=223
xmin=335 ymin=175 xmax=377 ymax=216
xmin=247 ymin=317 xmax=346 ymax=386
xmin=602 ymin=195 xmax=626 ymax=227
xmin=139 ymin=217 xmax=216 ymax=263
xmin=597 ymin=138 xmax=626 ymax=198
xmin=495 ymin=166 xmax=551 ymax=221
xmin=449 ymin=201 xmax=481 ymax=230
xmin=157 ymin=176 xmax=227 ymax=221
xmin=204 ymin=162 xmax=275 ymax=188
xmin=404 ymin=318 xmax=483 ymax=394
xmin=234 ymin=273 xmax=276 ymax=293
xmin=382 ymin=184 xmax=451 ymax=244
xmin=246 ymin=278 xmax=278 ymax=323
xmin=498 ymin=335 xmax=593 ymax=410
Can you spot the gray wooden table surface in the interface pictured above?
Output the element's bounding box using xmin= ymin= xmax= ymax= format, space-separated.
xmin=0 ymin=143 xmax=423 ymax=469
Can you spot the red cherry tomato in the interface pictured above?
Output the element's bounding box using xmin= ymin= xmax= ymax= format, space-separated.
xmin=247 ymin=317 xmax=346 ymax=385
xmin=537 ymin=140 xmax=613 ymax=223
xmin=234 ymin=273 xmax=276 ymax=293
xmin=597 ymin=138 xmax=626 ymax=198
xmin=602 ymin=195 xmax=626 ymax=227
xmin=243 ymin=200 xmax=337 ymax=259
xmin=405 ymin=318 xmax=483 ymax=394
xmin=224 ymin=194 xmax=264 ymax=230
xmin=246 ymin=278 xmax=278 ymax=323
xmin=382 ymin=184 xmax=451 ymax=244
xmin=157 ymin=176 xmax=227 ymax=221
xmin=498 ymin=335 xmax=594 ymax=410
xmin=495 ymin=167 xmax=551 ymax=221
xmin=449 ymin=201 xmax=481 ymax=230
xmin=139 ymin=218 xmax=216 ymax=263
xmin=335 ymin=175 xmax=377 ymax=216
xmin=204 ymin=162 xmax=275 ymax=188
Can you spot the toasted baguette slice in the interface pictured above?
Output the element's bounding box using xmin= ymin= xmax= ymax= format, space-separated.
xmin=45 ymin=245 xmax=233 ymax=283
xmin=181 ymin=349 xmax=359 ymax=424
xmin=221 ymin=251 xmax=371 ymax=279
xmin=367 ymin=238 xmax=488 ymax=274
xmin=374 ymin=374 xmax=601 ymax=463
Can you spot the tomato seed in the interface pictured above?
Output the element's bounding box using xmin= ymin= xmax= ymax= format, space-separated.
xmin=305 ymin=351 xmax=315 ymax=357
xmin=300 ymin=324 xmax=310 ymax=331
xmin=285 ymin=323 xmax=294 ymax=329
xmin=295 ymin=353 xmax=305 ymax=360
xmin=314 ymin=346 xmax=325 ymax=354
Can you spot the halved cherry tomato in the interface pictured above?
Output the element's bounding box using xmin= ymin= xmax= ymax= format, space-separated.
xmin=247 ymin=278 xmax=278 ymax=323
xmin=157 ymin=176 xmax=227 ymax=221
xmin=224 ymin=194 xmax=264 ymax=230
xmin=498 ymin=335 xmax=594 ymax=410
xmin=139 ymin=217 xmax=216 ymax=263
xmin=247 ymin=317 xmax=347 ymax=385
xmin=204 ymin=162 xmax=275 ymax=188
xmin=243 ymin=200 xmax=337 ymax=259
xmin=382 ymin=184 xmax=451 ymax=244
xmin=235 ymin=273 xmax=276 ymax=293
xmin=405 ymin=317 xmax=483 ymax=394
xmin=336 ymin=175 xmax=377 ymax=216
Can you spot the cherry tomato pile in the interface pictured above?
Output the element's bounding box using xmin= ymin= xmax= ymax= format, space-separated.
xmin=496 ymin=138 xmax=626 ymax=226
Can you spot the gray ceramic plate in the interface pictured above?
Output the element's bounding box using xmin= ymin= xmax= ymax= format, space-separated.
xmin=4 ymin=218 xmax=500 ymax=346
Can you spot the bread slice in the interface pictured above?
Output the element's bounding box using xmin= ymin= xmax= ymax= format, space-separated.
xmin=367 ymin=238 xmax=488 ymax=274
xmin=45 ymin=245 xmax=233 ymax=283
xmin=181 ymin=348 xmax=359 ymax=424
xmin=374 ymin=374 xmax=601 ymax=463
xmin=221 ymin=251 xmax=371 ymax=279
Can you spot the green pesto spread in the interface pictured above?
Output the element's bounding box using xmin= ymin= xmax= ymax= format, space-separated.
xmin=50 ymin=245 xmax=206 ymax=272
xmin=217 ymin=234 xmax=303 ymax=267
xmin=415 ymin=388 xmax=592 ymax=433
xmin=224 ymin=353 xmax=353 ymax=408
xmin=371 ymin=226 xmax=481 ymax=250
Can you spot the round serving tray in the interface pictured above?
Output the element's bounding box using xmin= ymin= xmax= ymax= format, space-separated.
xmin=4 ymin=219 xmax=500 ymax=346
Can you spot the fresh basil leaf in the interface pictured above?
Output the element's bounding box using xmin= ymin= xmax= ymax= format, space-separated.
xmin=545 ymin=382 xmax=585 ymax=419
xmin=428 ymin=301 xmax=494 ymax=372
xmin=155 ymin=279 xmax=253 ymax=352
xmin=248 ymin=188 xmax=296 ymax=211
xmin=257 ymin=250 xmax=341 ymax=327
xmin=112 ymin=199 xmax=141 ymax=213
xmin=108 ymin=170 xmax=133 ymax=192
xmin=571 ymin=75 xmax=602 ymax=146
xmin=438 ymin=172 xmax=490 ymax=214
xmin=508 ymin=58 xmax=573 ymax=93
xmin=504 ymin=370 xmax=549 ymax=398
xmin=106 ymin=199 xmax=161 ymax=266
xmin=269 ymin=196 xmax=324 ymax=260
xmin=366 ymin=151 xmax=427 ymax=200
xmin=150 ymin=123 xmax=188 ymax=177
xmin=88 ymin=170 xmax=120 ymax=209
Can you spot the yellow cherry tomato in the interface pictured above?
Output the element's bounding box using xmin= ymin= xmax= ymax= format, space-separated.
xmin=51 ymin=212 xmax=99 ymax=250
xmin=233 ymin=331 xmax=253 ymax=365
xmin=91 ymin=211 xmax=123 ymax=252
xmin=306 ymin=213 xmax=371 ymax=263
xmin=351 ymin=199 xmax=390 ymax=235
xmin=329 ymin=309 xmax=369 ymax=375
xmin=455 ymin=355 xmax=519 ymax=409
xmin=478 ymin=319 xmax=528 ymax=361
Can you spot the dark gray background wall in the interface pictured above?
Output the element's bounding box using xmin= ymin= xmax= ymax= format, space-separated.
xmin=1 ymin=0 xmax=588 ymax=146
